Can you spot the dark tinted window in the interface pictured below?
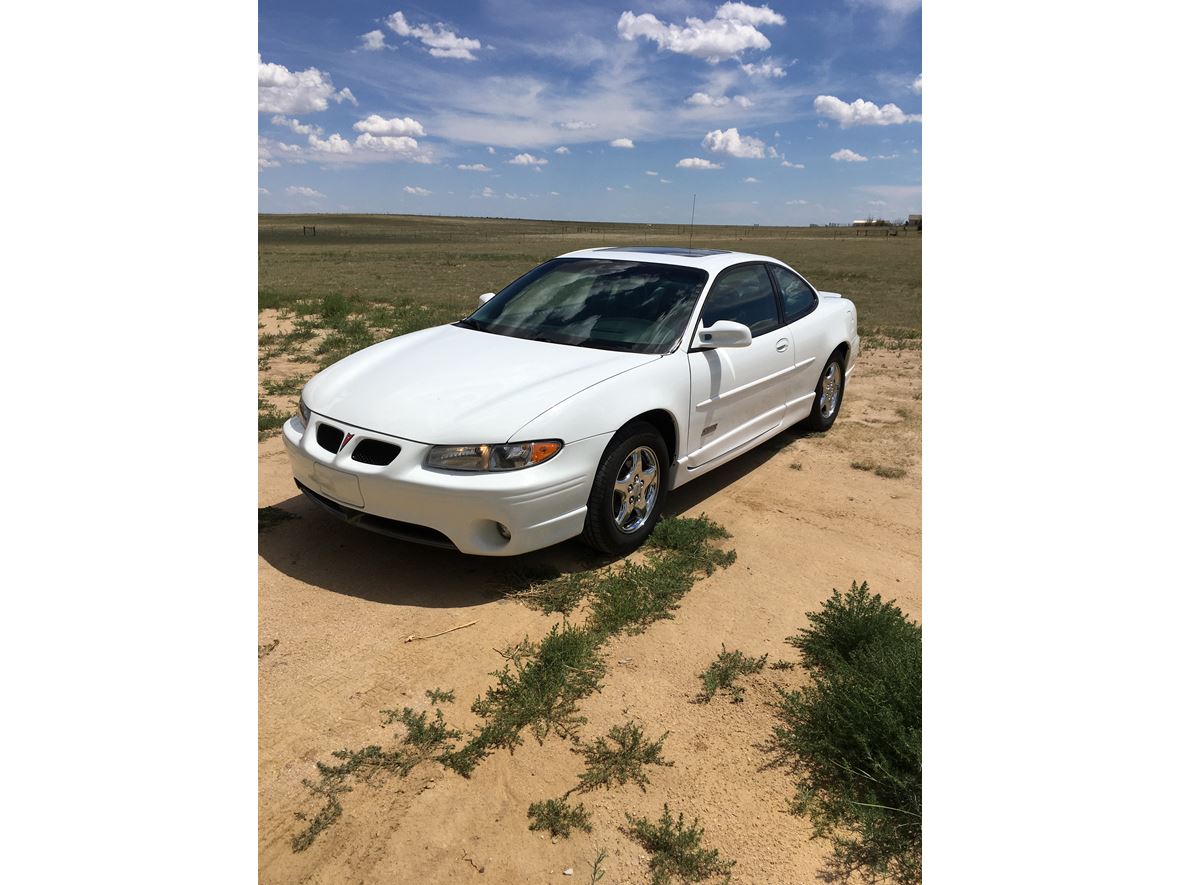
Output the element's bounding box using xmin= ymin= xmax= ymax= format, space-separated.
xmin=768 ymin=265 xmax=818 ymax=323
xmin=463 ymin=258 xmax=707 ymax=354
xmin=700 ymin=264 xmax=780 ymax=336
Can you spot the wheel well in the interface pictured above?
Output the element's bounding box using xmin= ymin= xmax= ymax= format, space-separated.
xmin=833 ymin=342 xmax=850 ymax=366
xmin=624 ymin=409 xmax=679 ymax=463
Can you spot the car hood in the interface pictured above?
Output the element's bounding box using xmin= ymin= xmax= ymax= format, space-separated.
xmin=303 ymin=324 xmax=660 ymax=443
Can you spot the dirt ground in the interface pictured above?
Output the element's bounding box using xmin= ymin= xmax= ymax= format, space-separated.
xmin=258 ymin=343 xmax=921 ymax=884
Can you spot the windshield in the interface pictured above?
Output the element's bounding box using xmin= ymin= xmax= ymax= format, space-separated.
xmin=458 ymin=258 xmax=708 ymax=354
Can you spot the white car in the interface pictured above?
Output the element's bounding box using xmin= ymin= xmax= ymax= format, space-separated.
xmin=283 ymin=247 xmax=859 ymax=555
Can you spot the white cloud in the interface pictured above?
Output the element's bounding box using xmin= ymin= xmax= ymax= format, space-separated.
xmin=308 ymin=133 xmax=353 ymax=154
xmin=617 ymin=3 xmax=785 ymax=63
xmin=487 ymin=146 xmax=496 ymax=154
xmin=559 ymin=120 xmax=598 ymax=130
xmin=857 ymin=184 xmax=921 ymax=201
xmin=505 ymin=193 xmax=527 ymax=200
xmin=874 ymin=153 xmax=898 ymax=160
xmin=781 ymin=158 xmax=804 ymax=168
xmin=386 ymin=11 xmax=482 ymax=60
xmin=645 ymin=170 xmax=659 ymax=176
xmin=830 ymin=148 xmax=868 ymax=162
xmin=353 ymin=115 xmax=426 ymax=137
xmin=868 ymin=199 xmax=887 ymax=206
xmin=258 ymin=142 xmax=279 ymax=169
xmin=271 ymin=115 xmax=322 ymax=136
xmin=549 ymin=191 xmax=560 ymax=196
xmin=785 ymin=198 xmax=808 ymax=204
xmin=814 ymin=95 xmax=919 ymax=127
xmin=660 ymin=178 xmax=671 ymax=183
xmin=334 ymin=88 xmax=357 ymax=107
xmin=457 ymin=163 xmax=491 ymax=171
xmin=258 ymin=56 xmax=355 ymax=114
xmin=912 ymin=73 xmax=922 ymax=94
xmin=702 ymin=127 xmax=765 ymax=159
xmin=352 ymin=132 xmax=427 ymax=159
xmin=734 ymin=95 xmax=754 ymax=108
xmin=688 ymin=92 xmax=728 ymax=106
xmin=403 ymin=185 xmax=431 ymax=195
xmin=479 ymin=186 xmax=495 ymax=197
xmin=740 ymin=59 xmax=785 ymax=77
xmin=286 ymin=185 xmax=325 ymax=198
xmin=743 ymin=177 xmax=759 ymax=183
xmin=676 ymin=157 xmax=723 ymax=169
xmin=554 ymin=146 xmax=571 ymax=155
xmin=359 ymin=30 xmax=387 ymax=51
xmin=259 ymin=187 xmax=270 ymax=195
xmin=508 ymin=152 xmax=548 ymax=166
xmin=610 ymin=137 xmax=635 ymax=148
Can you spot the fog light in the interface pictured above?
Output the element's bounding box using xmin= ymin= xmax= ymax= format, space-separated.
xmin=496 ymin=522 xmax=512 ymax=541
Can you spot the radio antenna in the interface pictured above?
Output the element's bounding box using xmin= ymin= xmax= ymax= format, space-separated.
xmin=688 ymin=194 xmax=697 ymax=250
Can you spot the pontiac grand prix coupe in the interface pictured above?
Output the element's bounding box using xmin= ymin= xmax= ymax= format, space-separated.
xmin=283 ymin=247 xmax=859 ymax=555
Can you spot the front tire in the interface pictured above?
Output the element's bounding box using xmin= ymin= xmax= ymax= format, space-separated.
xmin=581 ymin=422 xmax=670 ymax=555
xmin=802 ymin=352 xmax=846 ymax=432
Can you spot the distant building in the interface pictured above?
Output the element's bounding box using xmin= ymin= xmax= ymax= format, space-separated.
xmin=907 ymin=214 xmax=922 ymax=230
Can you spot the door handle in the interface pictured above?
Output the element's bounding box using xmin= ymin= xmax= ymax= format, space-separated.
xmin=776 ymin=338 xmax=789 ymax=353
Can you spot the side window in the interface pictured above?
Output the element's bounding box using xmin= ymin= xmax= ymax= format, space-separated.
xmin=700 ymin=265 xmax=780 ymax=337
xmin=769 ymin=265 xmax=818 ymax=324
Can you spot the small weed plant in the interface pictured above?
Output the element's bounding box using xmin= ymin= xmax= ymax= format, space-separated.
xmin=625 ymin=804 xmax=735 ymax=885
xmin=526 ymin=797 xmax=593 ymax=838
xmin=573 ymin=721 xmax=672 ymax=793
xmin=694 ymin=646 xmax=768 ymax=703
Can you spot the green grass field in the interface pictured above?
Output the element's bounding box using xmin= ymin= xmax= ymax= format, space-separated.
xmin=259 ymin=214 xmax=921 ymax=332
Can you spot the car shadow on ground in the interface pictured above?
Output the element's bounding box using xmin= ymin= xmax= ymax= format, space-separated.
xmin=258 ymin=427 xmax=807 ymax=607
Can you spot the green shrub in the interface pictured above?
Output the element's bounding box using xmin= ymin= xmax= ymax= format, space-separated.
xmin=625 ymin=804 xmax=734 ymax=884
xmin=771 ymin=582 xmax=921 ymax=883
xmin=527 ymin=797 xmax=592 ymax=838
xmin=574 ymin=721 xmax=672 ymax=792
xmin=694 ymin=646 xmax=768 ymax=703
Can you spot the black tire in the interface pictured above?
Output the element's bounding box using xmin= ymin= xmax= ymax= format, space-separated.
xmin=802 ymin=351 xmax=847 ymax=433
xmin=581 ymin=421 xmax=670 ymax=555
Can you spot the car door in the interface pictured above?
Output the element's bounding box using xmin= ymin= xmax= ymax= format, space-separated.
xmin=685 ymin=263 xmax=793 ymax=469
xmin=767 ymin=263 xmax=824 ymax=406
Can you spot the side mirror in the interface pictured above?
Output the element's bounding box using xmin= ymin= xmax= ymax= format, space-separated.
xmin=695 ymin=320 xmax=752 ymax=349
xmin=478 ymin=292 xmax=496 ymax=305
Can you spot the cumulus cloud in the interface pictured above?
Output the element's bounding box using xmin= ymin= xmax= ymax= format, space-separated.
xmin=286 ymin=185 xmax=325 ymax=198
xmin=457 ymin=163 xmax=491 ymax=171
xmin=785 ymin=198 xmax=808 ymax=204
xmin=353 ymin=115 xmax=427 ymax=137
xmin=702 ymin=127 xmax=765 ymax=159
xmin=309 ymin=133 xmax=353 ymax=154
xmin=359 ymin=30 xmax=387 ymax=51
xmin=660 ymin=178 xmax=671 ymax=183
xmin=610 ymin=137 xmax=635 ymax=148
xmin=645 ymin=170 xmax=659 ymax=175
xmin=554 ymin=146 xmax=570 ymax=154
xmin=676 ymin=157 xmax=723 ymax=169
xmin=868 ymin=199 xmax=887 ymax=206
xmin=270 ymin=115 xmax=322 ymax=136
xmin=734 ymin=95 xmax=754 ymax=107
xmin=508 ymin=152 xmax=548 ymax=166
xmin=740 ymin=59 xmax=785 ymax=77
xmin=353 ymin=132 xmax=426 ymax=158
xmin=781 ymin=158 xmax=804 ymax=168
xmin=487 ymin=146 xmax=496 ymax=153
xmin=912 ymin=73 xmax=922 ymax=93
xmin=814 ymin=95 xmax=919 ymax=127
xmin=559 ymin=120 xmax=598 ymax=130
xmin=259 ymin=187 xmax=270 ymax=195
xmin=403 ymin=185 xmax=431 ymax=195
xmin=478 ymin=186 xmax=496 ymax=197
xmin=743 ymin=177 xmax=759 ymax=183
xmin=258 ymin=56 xmax=355 ymax=114
xmin=334 ymin=87 xmax=358 ymax=106
xmin=830 ymin=148 xmax=868 ymax=162
xmin=617 ymin=3 xmax=785 ymax=63
xmin=386 ymin=11 xmax=481 ymax=60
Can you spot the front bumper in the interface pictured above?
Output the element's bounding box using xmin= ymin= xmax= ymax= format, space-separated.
xmin=282 ymin=413 xmax=610 ymax=555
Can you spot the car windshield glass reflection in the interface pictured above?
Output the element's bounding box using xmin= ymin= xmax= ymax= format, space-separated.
xmin=459 ymin=258 xmax=708 ymax=354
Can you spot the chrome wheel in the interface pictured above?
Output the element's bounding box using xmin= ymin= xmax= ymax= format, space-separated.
xmin=819 ymin=362 xmax=842 ymax=420
xmin=613 ymin=445 xmax=660 ymax=534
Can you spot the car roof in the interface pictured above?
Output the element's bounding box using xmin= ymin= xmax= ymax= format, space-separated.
xmin=556 ymin=246 xmax=784 ymax=271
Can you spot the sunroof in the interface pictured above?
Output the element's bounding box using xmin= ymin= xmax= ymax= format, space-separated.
xmin=594 ymin=246 xmax=731 ymax=257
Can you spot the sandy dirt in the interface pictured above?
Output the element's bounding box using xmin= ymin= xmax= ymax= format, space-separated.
xmin=258 ymin=344 xmax=921 ymax=884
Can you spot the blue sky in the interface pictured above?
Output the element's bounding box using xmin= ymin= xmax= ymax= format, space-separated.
xmin=258 ymin=0 xmax=921 ymax=225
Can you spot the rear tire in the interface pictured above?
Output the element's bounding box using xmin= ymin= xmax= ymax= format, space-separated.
xmin=802 ymin=352 xmax=846 ymax=432
xmin=581 ymin=422 xmax=670 ymax=555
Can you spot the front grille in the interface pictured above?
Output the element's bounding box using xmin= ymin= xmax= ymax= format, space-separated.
xmin=316 ymin=423 xmax=345 ymax=453
xmin=352 ymin=439 xmax=400 ymax=466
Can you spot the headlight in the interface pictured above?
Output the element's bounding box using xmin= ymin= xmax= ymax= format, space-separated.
xmin=426 ymin=440 xmax=562 ymax=471
xmin=297 ymin=395 xmax=310 ymax=425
